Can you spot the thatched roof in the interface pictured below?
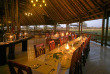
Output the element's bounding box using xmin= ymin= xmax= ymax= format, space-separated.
xmin=0 ymin=0 xmax=110 ymax=25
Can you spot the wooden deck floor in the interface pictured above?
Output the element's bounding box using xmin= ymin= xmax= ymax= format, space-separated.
xmin=0 ymin=37 xmax=110 ymax=74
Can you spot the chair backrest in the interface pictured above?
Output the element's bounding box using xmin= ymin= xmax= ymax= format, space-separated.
xmin=63 ymin=36 xmax=68 ymax=43
xmin=72 ymin=35 xmax=74 ymax=40
xmin=69 ymin=47 xmax=80 ymax=74
xmin=78 ymin=43 xmax=84 ymax=60
xmin=8 ymin=60 xmax=32 ymax=74
xmin=75 ymin=34 xmax=77 ymax=39
xmin=45 ymin=33 xmax=49 ymax=37
xmin=59 ymin=38 xmax=63 ymax=46
xmin=83 ymin=39 xmax=87 ymax=49
xmin=49 ymin=40 xmax=55 ymax=51
xmin=34 ymin=43 xmax=45 ymax=57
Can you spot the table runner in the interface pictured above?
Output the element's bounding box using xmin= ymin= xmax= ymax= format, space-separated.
xmin=25 ymin=36 xmax=87 ymax=74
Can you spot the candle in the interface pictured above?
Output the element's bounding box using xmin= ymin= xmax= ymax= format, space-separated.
xmin=10 ymin=35 xmax=13 ymax=39
xmin=66 ymin=32 xmax=68 ymax=35
xmin=10 ymin=35 xmax=13 ymax=41
xmin=65 ymin=43 xmax=69 ymax=50
xmin=24 ymin=32 xmax=27 ymax=36
xmin=61 ymin=33 xmax=64 ymax=36
xmin=72 ymin=44 xmax=73 ymax=47
xmin=24 ymin=32 xmax=28 ymax=37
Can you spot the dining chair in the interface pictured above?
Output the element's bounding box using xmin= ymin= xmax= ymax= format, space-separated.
xmin=45 ymin=33 xmax=49 ymax=37
xmin=86 ymin=35 xmax=91 ymax=58
xmin=8 ymin=60 xmax=32 ymax=74
xmin=77 ymin=43 xmax=84 ymax=74
xmin=72 ymin=35 xmax=74 ymax=40
xmin=82 ymin=39 xmax=87 ymax=66
xmin=46 ymin=35 xmax=51 ymax=44
xmin=69 ymin=47 xmax=80 ymax=74
xmin=75 ymin=34 xmax=77 ymax=39
xmin=59 ymin=38 xmax=63 ymax=46
xmin=49 ymin=40 xmax=55 ymax=51
xmin=63 ymin=36 xmax=68 ymax=43
xmin=34 ymin=43 xmax=45 ymax=57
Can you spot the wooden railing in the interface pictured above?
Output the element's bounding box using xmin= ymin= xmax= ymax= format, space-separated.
xmin=81 ymin=32 xmax=110 ymax=46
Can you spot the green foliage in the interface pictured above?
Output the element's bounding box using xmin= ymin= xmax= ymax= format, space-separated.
xmin=53 ymin=52 xmax=63 ymax=59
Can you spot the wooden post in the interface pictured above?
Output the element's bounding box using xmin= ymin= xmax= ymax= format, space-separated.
xmin=36 ymin=25 xmax=37 ymax=31
xmin=101 ymin=8 xmax=106 ymax=46
xmin=11 ymin=0 xmax=15 ymax=32
xmin=81 ymin=22 xmax=83 ymax=34
xmin=54 ymin=23 xmax=57 ymax=33
xmin=4 ymin=0 xmax=9 ymax=32
xmin=105 ymin=11 xmax=109 ymax=46
xmin=16 ymin=0 xmax=20 ymax=31
xmin=79 ymin=18 xmax=81 ymax=36
xmin=66 ymin=23 xmax=69 ymax=31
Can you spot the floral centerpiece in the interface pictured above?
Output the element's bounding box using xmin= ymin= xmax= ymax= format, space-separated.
xmin=53 ymin=52 xmax=63 ymax=59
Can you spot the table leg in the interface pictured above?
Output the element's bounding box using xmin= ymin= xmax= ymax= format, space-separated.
xmin=22 ymin=40 xmax=27 ymax=51
xmin=8 ymin=45 xmax=15 ymax=60
xmin=0 ymin=46 xmax=7 ymax=66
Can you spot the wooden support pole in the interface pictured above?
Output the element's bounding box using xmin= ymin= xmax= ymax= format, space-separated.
xmin=105 ymin=12 xmax=109 ymax=46
xmin=79 ymin=18 xmax=81 ymax=36
xmin=101 ymin=8 xmax=106 ymax=46
xmin=4 ymin=0 xmax=9 ymax=32
xmin=81 ymin=22 xmax=83 ymax=34
xmin=16 ymin=0 xmax=20 ymax=31
xmin=66 ymin=24 xmax=68 ymax=31
xmin=11 ymin=0 xmax=15 ymax=32
xmin=54 ymin=23 xmax=57 ymax=33
xmin=36 ymin=25 xmax=37 ymax=31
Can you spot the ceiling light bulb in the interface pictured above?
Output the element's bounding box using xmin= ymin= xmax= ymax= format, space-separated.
xmin=25 ymin=13 xmax=27 ymax=15
xmin=45 ymin=4 xmax=47 ymax=6
xmin=31 ymin=0 xmax=33 ymax=3
xmin=43 ymin=0 xmax=45 ymax=3
xmin=40 ymin=4 xmax=42 ymax=7
xmin=36 ymin=0 xmax=38 ymax=2
xmin=31 ymin=13 xmax=32 ymax=15
xmin=33 ymin=4 xmax=36 ymax=7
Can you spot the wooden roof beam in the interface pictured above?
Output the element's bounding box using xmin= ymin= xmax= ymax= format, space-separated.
xmin=59 ymin=0 xmax=77 ymax=19
xmin=76 ymin=0 xmax=93 ymax=19
xmin=66 ymin=0 xmax=81 ymax=18
xmin=83 ymin=12 xmax=103 ymax=19
xmin=48 ymin=0 xmax=66 ymax=20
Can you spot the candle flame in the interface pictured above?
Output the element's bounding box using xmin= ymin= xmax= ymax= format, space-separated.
xmin=62 ymin=33 xmax=64 ymax=36
xmin=65 ymin=44 xmax=69 ymax=50
xmin=10 ymin=35 xmax=13 ymax=39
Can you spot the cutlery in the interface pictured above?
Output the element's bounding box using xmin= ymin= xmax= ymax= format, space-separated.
xmin=48 ymin=68 xmax=55 ymax=74
xmin=33 ymin=64 xmax=41 ymax=69
xmin=45 ymin=63 xmax=52 ymax=66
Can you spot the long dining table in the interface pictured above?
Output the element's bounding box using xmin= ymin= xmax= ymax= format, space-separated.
xmin=25 ymin=36 xmax=87 ymax=74
xmin=0 ymin=36 xmax=33 ymax=66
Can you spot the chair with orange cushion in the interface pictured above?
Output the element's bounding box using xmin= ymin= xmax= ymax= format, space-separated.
xmin=34 ymin=43 xmax=45 ymax=57
xmin=8 ymin=60 xmax=32 ymax=74
xmin=49 ymin=40 xmax=55 ymax=51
